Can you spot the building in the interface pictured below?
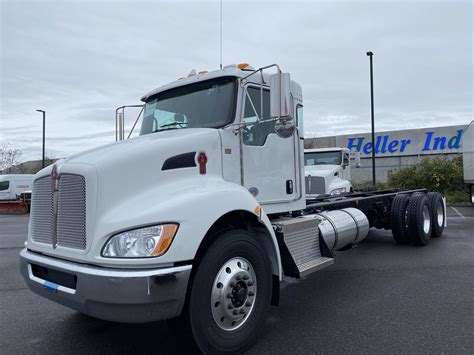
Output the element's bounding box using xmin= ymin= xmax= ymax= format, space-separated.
xmin=304 ymin=125 xmax=466 ymax=184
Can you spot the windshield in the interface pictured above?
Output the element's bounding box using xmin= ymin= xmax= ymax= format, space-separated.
xmin=140 ymin=77 xmax=236 ymax=135
xmin=305 ymin=151 xmax=342 ymax=166
xmin=0 ymin=181 xmax=9 ymax=191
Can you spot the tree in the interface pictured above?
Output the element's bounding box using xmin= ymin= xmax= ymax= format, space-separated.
xmin=0 ymin=143 xmax=22 ymax=173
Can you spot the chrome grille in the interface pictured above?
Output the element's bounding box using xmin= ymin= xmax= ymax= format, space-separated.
xmin=56 ymin=174 xmax=86 ymax=250
xmin=305 ymin=176 xmax=326 ymax=195
xmin=31 ymin=177 xmax=54 ymax=244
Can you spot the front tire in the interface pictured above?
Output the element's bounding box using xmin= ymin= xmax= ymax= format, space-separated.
xmin=188 ymin=229 xmax=272 ymax=354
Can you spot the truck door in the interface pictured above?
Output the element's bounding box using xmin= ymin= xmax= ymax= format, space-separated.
xmin=341 ymin=151 xmax=351 ymax=182
xmin=241 ymin=85 xmax=298 ymax=205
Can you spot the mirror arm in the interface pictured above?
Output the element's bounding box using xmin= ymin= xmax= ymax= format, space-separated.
xmin=240 ymin=64 xmax=281 ymax=85
xmin=260 ymin=71 xmax=264 ymax=121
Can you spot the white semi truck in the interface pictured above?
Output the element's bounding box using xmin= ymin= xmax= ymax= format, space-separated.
xmin=20 ymin=64 xmax=447 ymax=354
xmin=304 ymin=147 xmax=355 ymax=197
xmin=463 ymin=121 xmax=474 ymax=203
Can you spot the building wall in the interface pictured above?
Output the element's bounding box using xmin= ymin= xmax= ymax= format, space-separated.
xmin=304 ymin=125 xmax=466 ymax=184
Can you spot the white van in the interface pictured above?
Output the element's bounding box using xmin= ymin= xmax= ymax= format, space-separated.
xmin=0 ymin=174 xmax=34 ymax=200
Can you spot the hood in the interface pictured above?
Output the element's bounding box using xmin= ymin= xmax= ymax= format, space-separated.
xmin=66 ymin=128 xmax=219 ymax=167
xmin=304 ymin=165 xmax=341 ymax=178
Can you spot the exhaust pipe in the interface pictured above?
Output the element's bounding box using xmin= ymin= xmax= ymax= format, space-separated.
xmin=315 ymin=208 xmax=370 ymax=251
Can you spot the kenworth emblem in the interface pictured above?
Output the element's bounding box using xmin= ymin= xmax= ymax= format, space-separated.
xmin=51 ymin=164 xmax=58 ymax=191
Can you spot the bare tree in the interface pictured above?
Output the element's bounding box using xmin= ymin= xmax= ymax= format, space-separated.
xmin=0 ymin=143 xmax=23 ymax=174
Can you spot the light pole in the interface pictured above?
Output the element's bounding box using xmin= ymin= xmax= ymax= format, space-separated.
xmin=36 ymin=109 xmax=46 ymax=168
xmin=366 ymin=51 xmax=376 ymax=187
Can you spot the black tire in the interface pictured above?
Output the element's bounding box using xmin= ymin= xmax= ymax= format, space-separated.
xmin=407 ymin=193 xmax=432 ymax=246
xmin=182 ymin=229 xmax=272 ymax=354
xmin=427 ymin=192 xmax=445 ymax=238
xmin=391 ymin=194 xmax=411 ymax=244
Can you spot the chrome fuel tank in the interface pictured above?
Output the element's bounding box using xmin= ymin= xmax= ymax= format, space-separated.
xmin=315 ymin=208 xmax=370 ymax=251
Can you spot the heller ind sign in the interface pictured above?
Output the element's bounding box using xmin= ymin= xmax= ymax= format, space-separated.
xmin=338 ymin=126 xmax=465 ymax=157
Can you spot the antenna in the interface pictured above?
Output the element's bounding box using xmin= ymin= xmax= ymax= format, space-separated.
xmin=220 ymin=0 xmax=223 ymax=69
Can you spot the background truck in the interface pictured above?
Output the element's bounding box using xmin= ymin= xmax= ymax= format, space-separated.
xmin=0 ymin=174 xmax=34 ymax=200
xmin=304 ymin=147 xmax=358 ymax=196
xmin=462 ymin=121 xmax=474 ymax=203
xmin=0 ymin=174 xmax=33 ymax=214
xmin=20 ymin=63 xmax=447 ymax=354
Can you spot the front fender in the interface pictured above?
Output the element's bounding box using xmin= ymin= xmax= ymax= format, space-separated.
xmin=328 ymin=178 xmax=352 ymax=193
xmin=91 ymin=177 xmax=281 ymax=277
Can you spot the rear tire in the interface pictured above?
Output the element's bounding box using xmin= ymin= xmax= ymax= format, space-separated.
xmin=183 ymin=229 xmax=272 ymax=354
xmin=427 ymin=192 xmax=445 ymax=238
xmin=407 ymin=193 xmax=432 ymax=246
xmin=391 ymin=194 xmax=411 ymax=244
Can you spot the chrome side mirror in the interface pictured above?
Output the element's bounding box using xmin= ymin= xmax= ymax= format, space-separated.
xmin=274 ymin=118 xmax=296 ymax=139
xmin=270 ymin=72 xmax=295 ymax=138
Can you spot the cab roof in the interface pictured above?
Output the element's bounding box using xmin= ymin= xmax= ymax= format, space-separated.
xmin=141 ymin=66 xmax=260 ymax=102
xmin=141 ymin=64 xmax=302 ymax=103
xmin=305 ymin=147 xmax=349 ymax=153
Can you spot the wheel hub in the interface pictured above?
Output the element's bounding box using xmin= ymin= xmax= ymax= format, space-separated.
xmin=437 ymin=204 xmax=444 ymax=227
xmin=423 ymin=204 xmax=431 ymax=234
xmin=211 ymin=257 xmax=257 ymax=331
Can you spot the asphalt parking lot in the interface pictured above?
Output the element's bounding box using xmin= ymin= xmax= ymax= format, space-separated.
xmin=1 ymin=207 xmax=473 ymax=354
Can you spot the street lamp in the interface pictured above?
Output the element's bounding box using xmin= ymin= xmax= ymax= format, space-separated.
xmin=36 ymin=109 xmax=46 ymax=168
xmin=366 ymin=51 xmax=376 ymax=187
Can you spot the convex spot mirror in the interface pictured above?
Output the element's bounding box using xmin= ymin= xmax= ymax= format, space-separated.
xmin=270 ymin=72 xmax=295 ymax=138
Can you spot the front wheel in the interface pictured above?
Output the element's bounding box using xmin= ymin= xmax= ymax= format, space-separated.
xmin=188 ymin=230 xmax=272 ymax=354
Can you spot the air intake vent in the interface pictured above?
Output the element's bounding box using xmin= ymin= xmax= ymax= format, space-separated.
xmin=56 ymin=174 xmax=87 ymax=250
xmin=31 ymin=177 xmax=54 ymax=244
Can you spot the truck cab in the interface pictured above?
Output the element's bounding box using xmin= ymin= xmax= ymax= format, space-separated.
xmin=20 ymin=63 xmax=308 ymax=352
xmin=304 ymin=148 xmax=352 ymax=197
xmin=0 ymin=174 xmax=34 ymax=201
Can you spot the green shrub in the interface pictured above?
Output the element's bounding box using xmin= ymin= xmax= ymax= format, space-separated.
xmin=387 ymin=156 xmax=469 ymax=204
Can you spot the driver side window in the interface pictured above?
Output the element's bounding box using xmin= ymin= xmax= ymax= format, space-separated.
xmin=242 ymin=87 xmax=273 ymax=146
xmin=343 ymin=153 xmax=350 ymax=165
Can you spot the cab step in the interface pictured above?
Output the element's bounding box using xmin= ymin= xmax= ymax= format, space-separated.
xmin=273 ymin=216 xmax=334 ymax=278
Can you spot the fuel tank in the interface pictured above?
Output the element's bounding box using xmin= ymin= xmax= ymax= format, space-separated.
xmin=315 ymin=208 xmax=370 ymax=251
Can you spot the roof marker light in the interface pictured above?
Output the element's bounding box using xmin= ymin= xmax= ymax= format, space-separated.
xmin=198 ymin=70 xmax=208 ymax=74
xmin=237 ymin=63 xmax=249 ymax=69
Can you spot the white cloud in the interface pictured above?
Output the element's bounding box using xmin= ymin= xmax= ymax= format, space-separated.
xmin=0 ymin=0 xmax=472 ymax=161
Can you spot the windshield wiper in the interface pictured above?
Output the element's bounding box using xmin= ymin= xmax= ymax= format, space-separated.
xmin=152 ymin=121 xmax=188 ymax=133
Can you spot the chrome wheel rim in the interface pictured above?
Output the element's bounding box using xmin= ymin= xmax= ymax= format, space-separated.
xmin=211 ymin=257 xmax=257 ymax=331
xmin=437 ymin=204 xmax=444 ymax=227
xmin=423 ymin=205 xmax=431 ymax=234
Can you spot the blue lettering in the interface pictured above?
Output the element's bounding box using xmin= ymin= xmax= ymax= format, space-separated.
xmin=381 ymin=135 xmax=389 ymax=153
xmin=363 ymin=142 xmax=373 ymax=154
xmin=423 ymin=132 xmax=433 ymax=151
xmin=374 ymin=136 xmax=382 ymax=153
xmin=433 ymin=136 xmax=447 ymax=150
xmin=387 ymin=140 xmax=399 ymax=153
xmin=400 ymin=139 xmax=411 ymax=152
xmin=448 ymin=129 xmax=462 ymax=149
xmin=347 ymin=137 xmax=364 ymax=151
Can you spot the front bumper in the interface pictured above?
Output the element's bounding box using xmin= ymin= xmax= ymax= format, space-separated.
xmin=19 ymin=248 xmax=192 ymax=323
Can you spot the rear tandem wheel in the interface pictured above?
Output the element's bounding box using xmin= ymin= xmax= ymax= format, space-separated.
xmin=407 ymin=192 xmax=433 ymax=246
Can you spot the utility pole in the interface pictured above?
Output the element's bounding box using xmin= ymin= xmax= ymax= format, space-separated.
xmin=36 ymin=109 xmax=46 ymax=168
xmin=366 ymin=51 xmax=376 ymax=187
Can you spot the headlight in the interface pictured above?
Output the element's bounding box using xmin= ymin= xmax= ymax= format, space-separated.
xmin=102 ymin=224 xmax=178 ymax=258
xmin=330 ymin=187 xmax=347 ymax=196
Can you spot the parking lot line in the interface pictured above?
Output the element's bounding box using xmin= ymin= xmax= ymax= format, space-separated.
xmin=450 ymin=207 xmax=465 ymax=218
